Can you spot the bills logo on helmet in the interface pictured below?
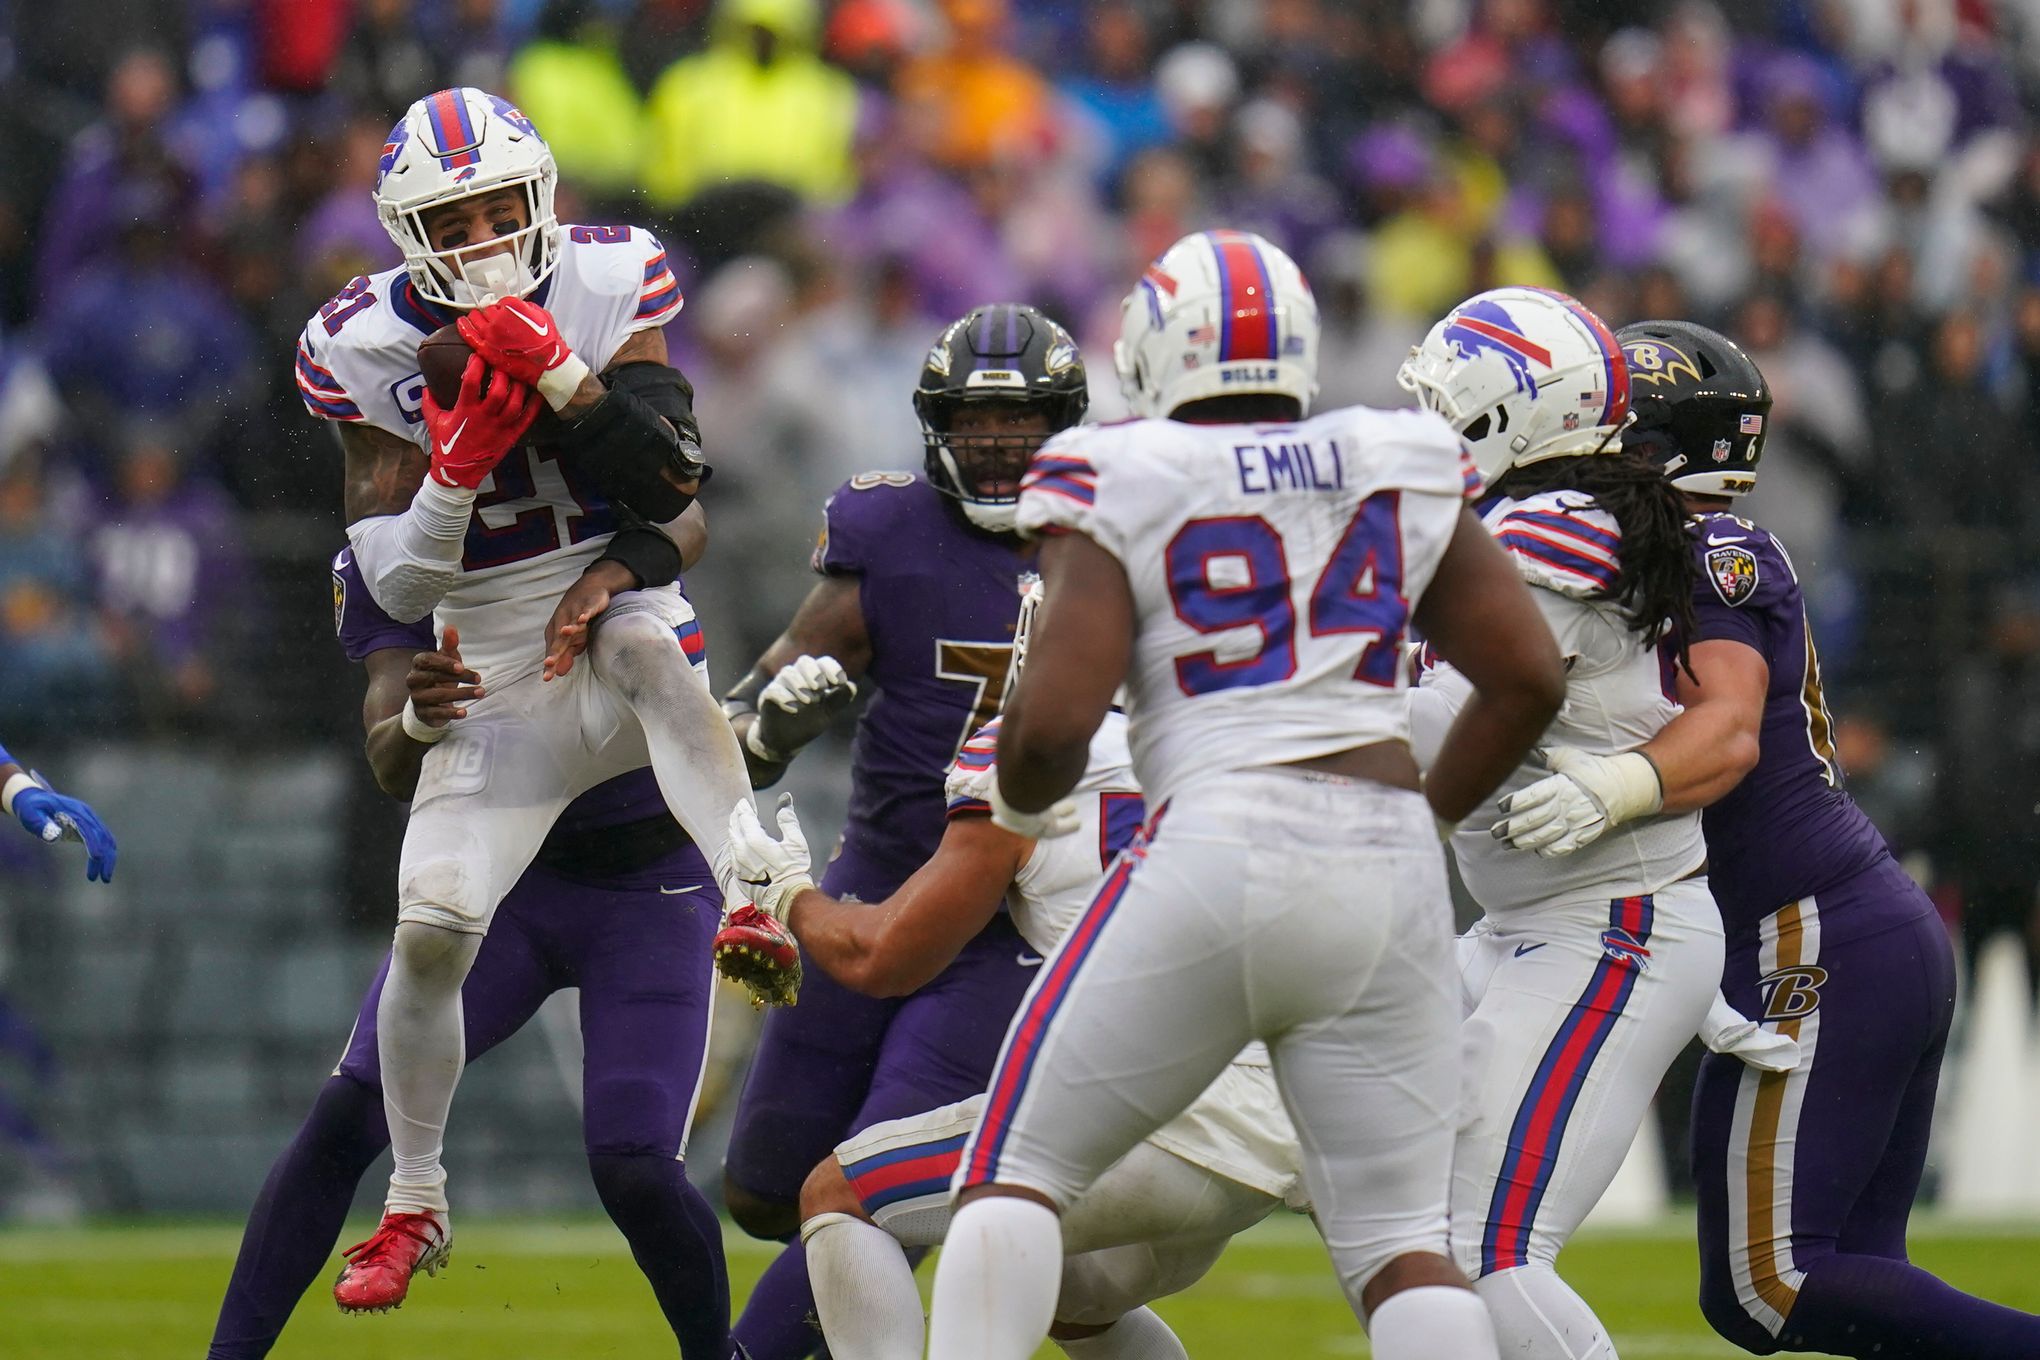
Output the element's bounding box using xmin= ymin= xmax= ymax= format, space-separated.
xmin=1707 ymin=544 xmax=1759 ymax=607
xmin=1759 ymin=964 xmax=1828 ymax=1021
xmin=1442 ymin=300 xmax=1552 ymax=398
xmin=379 ymin=120 xmax=411 ymax=178
xmin=487 ymin=95 xmax=537 ymax=138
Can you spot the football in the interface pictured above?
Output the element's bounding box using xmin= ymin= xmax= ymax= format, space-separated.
xmin=417 ymin=323 xmax=559 ymax=436
xmin=416 ymin=323 xmax=475 ymax=409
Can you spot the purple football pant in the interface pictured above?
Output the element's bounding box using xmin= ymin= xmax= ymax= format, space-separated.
xmin=209 ymin=844 xmax=728 ymax=1359
xmin=1694 ymin=856 xmax=2040 ymax=1356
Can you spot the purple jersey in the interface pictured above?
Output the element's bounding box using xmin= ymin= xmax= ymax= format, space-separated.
xmin=1685 ymin=512 xmax=1890 ymax=939
xmin=329 ymin=546 xmax=686 ymax=842
xmin=812 ymin=474 xmax=1027 ymax=884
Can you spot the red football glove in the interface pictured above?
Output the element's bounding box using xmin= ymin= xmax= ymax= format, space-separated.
xmin=456 ymin=297 xmax=591 ymax=411
xmin=714 ymin=905 xmax=803 ymax=1009
xmin=423 ymin=355 xmax=542 ymax=490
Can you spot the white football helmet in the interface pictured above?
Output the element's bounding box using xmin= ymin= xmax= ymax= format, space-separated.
xmin=1114 ymin=229 xmax=1319 ymax=419
xmin=374 ymin=87 xmax=561 ymax=310
xmin=1396 ymin=286 xmax=1631 ymax=491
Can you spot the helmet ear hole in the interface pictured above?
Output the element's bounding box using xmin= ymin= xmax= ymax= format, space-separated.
xmin=1462 ymin=413 xmax=1490 ymax=441
xmin=1491 ymin=404 xmax=1509 ymax=433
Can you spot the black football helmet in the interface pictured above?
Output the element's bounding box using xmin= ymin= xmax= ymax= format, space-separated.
xmin=914 ymin=303 xmax=1088 ymax=532
xmin=1615 ymin=320 xmax=1773 ymax=498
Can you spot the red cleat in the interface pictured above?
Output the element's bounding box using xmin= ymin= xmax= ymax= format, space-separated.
xmin=714 ymin=904 xmax=803 ymax=1008
xmin=333 ymin=1211 xmax=451 ymax=1313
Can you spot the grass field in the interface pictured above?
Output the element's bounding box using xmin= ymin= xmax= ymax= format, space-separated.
xmin=6 ymin=1213 xmax=2040 ymax=1358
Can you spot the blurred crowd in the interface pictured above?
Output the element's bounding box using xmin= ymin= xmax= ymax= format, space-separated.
xmin=1 ymin=0 xmax=2039 ymax=952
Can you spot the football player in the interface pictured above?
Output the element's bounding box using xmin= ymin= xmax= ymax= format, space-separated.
xmin=300 ymin=87 xmax=758 ymax=1310
xmin=923 ymin=230 xmax=1567 ymax=1360
xmin=1495 ymin=320 xmax=2040 ymax=1359
xmin=713 ymin=303 xmax=1088 ymax=1360
xmin=206 ymin=544 xmax=735 ymax=1355
xmin=1400 ymin=288 xmax=1726 ymax=1360
xmin=728 ymin=583 xmax=1303 ymax=1360
xmin=0 ymin=744 xmax=114 ymax=882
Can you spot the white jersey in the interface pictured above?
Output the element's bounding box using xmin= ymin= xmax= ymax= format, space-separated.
xmin=300 ymin=226 xmax=685 ymax=682
xmin=943 ymin=711 xmax=1145 ymax=958
xmin=1015 ymin=405 xmax=1476 ymax=809
xmin=1409 ymin=490 xmax=1706 ymax=914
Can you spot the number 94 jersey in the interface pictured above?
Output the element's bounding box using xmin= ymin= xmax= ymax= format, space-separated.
xmin=299 ymin=225 xmax=684 ymax=682
xmin=1015 ymin=406 xmax=1476 ymax=809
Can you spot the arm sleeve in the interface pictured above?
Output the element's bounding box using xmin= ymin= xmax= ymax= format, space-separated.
xmin=345 ymin=476 xmax=475 ymax=623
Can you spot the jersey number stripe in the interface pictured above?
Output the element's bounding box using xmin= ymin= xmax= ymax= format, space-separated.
xmin=1164 ymin=491 xmax=1410 ymax=697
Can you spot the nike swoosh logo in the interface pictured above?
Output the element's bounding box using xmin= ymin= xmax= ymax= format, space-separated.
xmin=442 ymin=418 xmax=467 ymax=456
xmin=507 ymin=309 xmax=551 ymax=337
xmin=1513 ymin=942 xmax=1548 ymax=957
xmin=659 ymin=884 xmax=702 ymax=895
xmin=1017 ymin=951 xmax=1044 ymax=967
xmin=1707 ymin=533 xmax=1747 ymax=545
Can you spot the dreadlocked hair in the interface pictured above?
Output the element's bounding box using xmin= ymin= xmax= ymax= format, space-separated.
xmin=1492 ymin=448 xmax=1700 ymax=676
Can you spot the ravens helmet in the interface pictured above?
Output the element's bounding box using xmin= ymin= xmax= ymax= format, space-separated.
xmin=1616 ymin=320 xmax=1772 ymax=498
xmin=914 ymin=304 xmax=1088 ymax=533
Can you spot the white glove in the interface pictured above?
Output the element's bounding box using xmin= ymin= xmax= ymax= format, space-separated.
xmin=728 ymin=793 xmax=815 ymax=925
xmin=1489 ymin=747 xmax=1663 ymax=857
xmin=987 ymin=776 xmax=1080 ymax=840
xmin=1699 ymin=991 xmax=1801 ymax=1073
xmin=747 ymin=655 xmax=858 ymax=762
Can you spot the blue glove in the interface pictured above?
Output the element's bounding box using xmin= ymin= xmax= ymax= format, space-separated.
xmin=15 ymin=778 xmax=116 ymax=882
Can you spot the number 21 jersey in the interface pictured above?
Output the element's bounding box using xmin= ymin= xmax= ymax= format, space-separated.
xmin=1014 ymin=406 xmax=1476 ymax=808
xmin=300 ymin=225 xmax=685 ymax=682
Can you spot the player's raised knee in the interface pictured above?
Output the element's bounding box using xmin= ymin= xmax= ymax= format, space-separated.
xmin=396 ymin=854 xmax=490 ymax=936
xmin=389 ymin=918 xmax=481 ymax=986
xmin=587 ymin=610 xmax=680 ymax=697
xmin=1696 ymin=1262 xmax=1786 ymax=1354
xmin=725 ymin=1177 xmax=800 ymax=1241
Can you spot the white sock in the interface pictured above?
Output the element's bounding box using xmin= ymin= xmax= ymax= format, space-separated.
xmin=803 ymin=1213 xmax=925 ymax=1360
xmin=1473 ymin=1265 xmax=1617 ymax=1360
xmin=1055 ymin=1307 xmax=1189 ymax=1360
xmin=591 ymin=612 xmax=757 ymax=902
xmin=377 ymin=924 xmax=483 ymax=1215
xmin=1368 ymin=1284 xmax=1499 ymax=1360
xmin=928 ymin=1196 xmax=1063 ymax=1360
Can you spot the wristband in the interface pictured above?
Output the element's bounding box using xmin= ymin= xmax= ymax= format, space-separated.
xmin=536 ymin=352 xmax=593 ymax=412
xmin=401 ymin=699 xmax=451 ymax=745
xmin=1 ymin=771 xmax=36 ymax=816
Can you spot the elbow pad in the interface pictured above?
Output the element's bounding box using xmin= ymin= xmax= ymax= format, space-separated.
xmin=596 ymin=504 xmax=685 ymax=590
xmin=555 ymin=363 xmax=711 ymax=523
xmin=346 ymin=477 xmax=476 ymax=622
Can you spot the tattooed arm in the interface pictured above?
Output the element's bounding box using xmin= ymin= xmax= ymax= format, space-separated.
xmin=340 ymin=421 xmax=474 ymax=624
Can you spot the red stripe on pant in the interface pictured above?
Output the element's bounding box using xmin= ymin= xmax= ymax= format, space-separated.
xmin=964 ymin=854 xmax=1138 ymax=1185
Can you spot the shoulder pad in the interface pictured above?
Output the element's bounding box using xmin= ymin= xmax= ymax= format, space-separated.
xmin=816 ymin=474 xmax=932 ymax=575
xmin=563 ymin=224 xmax=683 ymax=329
xmin=1689 ymin=513 xmax=1786 ymax=610
xmin=1489 ymin=491 xmax=1621 ymax=601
